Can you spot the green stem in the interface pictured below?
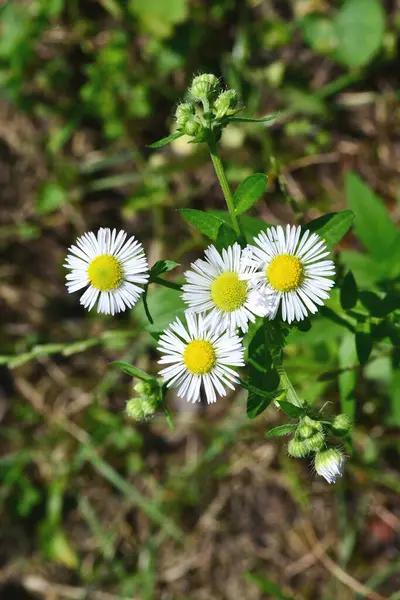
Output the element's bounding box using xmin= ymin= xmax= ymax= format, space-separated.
xmin=207 ymin=135 xmax=242 ymax=238
xmin=152 ymin=276 xmax=182 ymax=291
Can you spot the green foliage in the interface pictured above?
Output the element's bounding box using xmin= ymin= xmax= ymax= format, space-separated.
xmin=334 ymin=0 xmax=385 ymax=67
xmin=301 ymin=0 xmax=385 ymax=68
xmin=233 ymin=173 xmax=268 ymax=215
xmin=266 ymin=424 xmax=297 ymax=437
xmin=306 ymin=210 xmax=355 ymax=248
xmin=346 ymin=172 xmax=398 ymax=264
xmin=340 ymin=271 xmax=358 ymax=310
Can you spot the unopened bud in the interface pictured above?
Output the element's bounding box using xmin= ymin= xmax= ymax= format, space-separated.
xmin=134 ymin=381 xmax=151 ymax=395
xmin=126 ymin=398 xmax=145 ymax=421
xmin=305 ymin=431 xmax=325 ymax=452
xmin=288 ymin=437 xmax=310 ymax=458
xmin=213 ymin=89 xmax=238 ymax=119
xmin=331 ymin=414 xmax=352 ymax=436
xmin=297 ymin=415 xmax=323 ymax=440
xmin=175 ymin=102 xmax=195 ymax=128
xmin=141 ymin=397 xmax=157 ymax=418
xmin=190 ymin=73 xmax=220 ymax=103
xmin=315 ymin=448 xmax=345 ymax=484
xmin=183 ymin=117 xmax=202 ymax=137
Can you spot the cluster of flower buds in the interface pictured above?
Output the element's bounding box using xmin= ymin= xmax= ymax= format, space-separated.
xmin=287 ymin=414 xmax=351 ymax=483
xmin=149 ymin=72 xmax=276 ymax=150
xmin=125 ymin=379 xmax=161 ymax=422
xmin=173 ymin=73 xmax=241 ymax=144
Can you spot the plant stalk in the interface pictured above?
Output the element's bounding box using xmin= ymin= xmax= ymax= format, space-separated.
xmin=207 ymin=135 xmax=242 ymax=238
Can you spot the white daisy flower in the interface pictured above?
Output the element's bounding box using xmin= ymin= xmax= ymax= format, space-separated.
xmin=315 ymin=448 xmax=345 ymax=484
xmin=157 ymin=313 xmax=244 ymax=404
xmin=182 ymin=243 xmax=269 ymax=333
xmin=64 ymin=228 xmax=149 ymax=315
xmin=244 ymin=225 xmax=335 ymax=324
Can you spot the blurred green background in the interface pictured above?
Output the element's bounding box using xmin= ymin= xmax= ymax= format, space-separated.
xmin=1 ymin=0 xmax=400 ymax=599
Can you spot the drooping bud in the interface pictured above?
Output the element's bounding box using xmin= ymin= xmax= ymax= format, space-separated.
xmin=331 ymin=414 xmax=352 ymax=436
xmin=315 ymin=448 xmax=345 ymax=484
xmin=213 ymin=89 xmax=239 ymax=119
xmin=288 ymin=437 xmax=310 ymax=458
xmin=189 ymin=73 xmax=220 ymax=103
xmin=175 ymin=102 xmax=195 ymax=128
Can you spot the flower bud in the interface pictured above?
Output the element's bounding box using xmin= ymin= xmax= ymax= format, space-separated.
xmin=305 ymin=431 xmax=325 ymax=452
xmin=126 ymin=398 xmax=145 ymax=421
xmin=315 ymin=448 xmax=345 ymax=484
xmin=175 ymin=102 xmax=195 ymax=128
xmin=183 ymin=117 xmax=202 ymax=137
xmin=331 ymin=414 xmax=352 ymax=436
xmin=141 ymin=397 xmax=157 ymax=418
xmin=134 ymin=381 xmax=152 ymax=395
xmin=302 ymin=415 xmax=323 ymax=431
xmin=288 ymin=437 xmax=310 ymax=458
xmin=189 ymin=73 xmax=220 ymax=103
xmin=213 ymin=89 xmax=238 ymax=119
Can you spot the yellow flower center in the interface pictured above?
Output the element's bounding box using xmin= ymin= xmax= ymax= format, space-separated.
xmin=87 ymin=255 xmax=123 ymax=291
xmin=183 ymin=340 xmax=216 ymax=375
xmin=210 ymin=272 xmax=247 ymax=312
xmin=267 ymin=254 xmax=304 ymax=292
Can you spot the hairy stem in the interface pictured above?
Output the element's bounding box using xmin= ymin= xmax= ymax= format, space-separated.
xmin=207 ymin=135 xmax=242 ymax=238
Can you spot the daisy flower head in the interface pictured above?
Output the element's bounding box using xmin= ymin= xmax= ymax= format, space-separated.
xmin=244 ymin=225 xmax=335 ymax=324
xmin=157 ymin=313 xmax=245 ymax=404
xmin=182 ymin=243 xmax=270 ymax=334
xmin=64 ymin=228 xmax=149 ymax=315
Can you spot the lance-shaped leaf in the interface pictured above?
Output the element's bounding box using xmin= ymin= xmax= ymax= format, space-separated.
xmin=305 ymin=210 xmax=355 ymax=248
xmin=233 ymin=173 xmax=268 ymax=215
xmin=340 ymin=271 xmax=358 ymax=310
xmin=149 ymin=260 xmax=180 ymax=279
xmin=179 ymin=208 xmax=227 ymax=240
xmin=265 ymin=424 xmax=298 ymax=437
xmin=227 ymin=112 xmax=280 ymax=124
xmin=112 ymin=361 xmax=153 ymax=381
xmin=148 ymin=131 xmax=184 ymax=149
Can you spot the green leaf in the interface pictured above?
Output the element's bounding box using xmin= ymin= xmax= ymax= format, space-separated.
xmin=148 ymin=131 xmax=183 ymax=148
xmin=390 ymin=370 xmax=400 ymax=426
xmin=35 ymin=182 xmax=67 ymax=215
xmin=209 ymin=210 xmax=269 ymax=243
xmin=301 ymin=15 xmax=338 ymax=55
xmin=334 ymin=0 xmax=385 ymax=68
xmin=134 ymin=286 xmax=187 ymax=334
xmin=112 ymin=361 xmax=153 ymax=381
xmin=266 ymin=424 xmax=297 ymax=437
xmin=246 ymin=382 xmax=281 ymax=419
xmin=150 ymin=260 xmax=180 ymax=279
xmin=340 ymin=271 xmax=358 ymax=310
xmin=276 ymin=401 xmax=305 ymax=418
xmin=233 ymin=173 xmax=268 ymax=215
xmin=129 ymin=0 xmax=188 ymax=37
xmin=338 ymin=333 xmax=357 ymax=420
xmin=228 ymin=112 xmax=280 ymax=124
xmin=306 ymin=210 xmax=354 ymax=248
xmin=340 ymin=251 xmax=382 ymax=287
xmin=215 ymin=223 xmax=237 ymax=252
xmin=355 ymin=328 xmax=373 ymax=365
xmin=246 ymin=324 xmax=280 ymax=419
xmin=179 ymin=208 xmax=224 ymax=240
xmin=345 ymin=172 xmax=397 ymax=262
